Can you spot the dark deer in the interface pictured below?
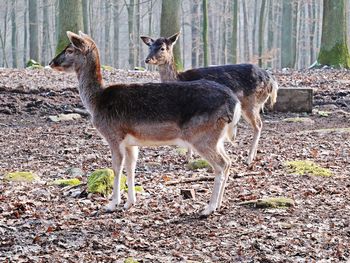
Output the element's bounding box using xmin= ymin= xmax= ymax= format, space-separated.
xmin=141 ymin=32 xmax=278 ymax=164
xmin=49 ymin=31 xmax=241 ymax=215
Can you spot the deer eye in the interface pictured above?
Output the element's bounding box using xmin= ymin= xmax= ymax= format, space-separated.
xmin=66 ymin=49 xmax=74 ymax=54
xmin=160 ymin=47 xmax=165 ymax=51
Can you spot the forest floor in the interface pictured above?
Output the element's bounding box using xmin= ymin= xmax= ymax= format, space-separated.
xmin=0 ymin=68 xmax=349 ymax=263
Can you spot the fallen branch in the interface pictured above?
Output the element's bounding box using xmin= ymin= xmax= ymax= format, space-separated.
xmin=165 ymin=171 xmax=261 ymax=185
xmin=165 ymin=176 xmax=215 ymax=185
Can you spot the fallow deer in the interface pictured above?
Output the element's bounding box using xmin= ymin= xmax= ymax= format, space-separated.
xmin=49 ymin=31 xmax=241 ymax=215
xmin=141 ymin=32 xmax=279 ymax=164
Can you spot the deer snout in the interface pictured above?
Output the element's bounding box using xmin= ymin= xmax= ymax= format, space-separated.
xmin=145 ymin=58 xmax=151 ymax=64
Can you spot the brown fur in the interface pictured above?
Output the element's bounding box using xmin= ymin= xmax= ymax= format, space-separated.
xmin=49 ymin=31 xmax=242 ymax=215
xmin=141 ymin=33 xmax=279 ymax=164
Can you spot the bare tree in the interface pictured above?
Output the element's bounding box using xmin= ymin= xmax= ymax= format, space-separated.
xmin=29 ymin=0 xmax=39 ymax=62
xmin=11 ymin=0 xmax=17 ymax=68
xmin=258 ymin=0 xmax=267 ymax=67
xmin=318 ymin=0 xmax=350 ymax=68
xmin=160 ymin=0 xmax=182 ymax=70
xmin=191 ymin=0 xmax=200 ymax=67
xmin=113 ymin=1 xmax=120 ymax=68
xmin=202 ymin=0 xmax=209 ymax=66
xmin=231 ymin=0 xmax=238 ymax=64
xmin=41 ymin=0 xmax=51 ymax=65
xmin=82 ymin=0 xmax=90 ymax=34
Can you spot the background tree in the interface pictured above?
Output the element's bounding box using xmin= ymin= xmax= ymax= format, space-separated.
xmin=317 ymin=0 xmax=350 ymax=68
xmin=82 ymin=0 xmax=89 ymax=34
xmin=41 ymin=0 xmax=51 ymax=65
xmin=191 ymin=0 xmax=200 ymax=68
xmin=11 ymin=0 xmax=17 ymax=68
xmin=28 ymin=0 xmax=39 ymax=62
xmin=202 ymin=0 xmax=209 ymax=67
xmin=56 ymin=0 xmax=83 ymax=54
xmin=231 ymin=0 xmax=238 ymax=64
xmin=258 ymin=0 xmax=267 ymax=67
xmin=281 ymin=0 xmax=296 ymax=68
xmin=160 ymin=0 xmax=182 ymax=70
xmin=126 ymin=0 xmax=135 ymax=68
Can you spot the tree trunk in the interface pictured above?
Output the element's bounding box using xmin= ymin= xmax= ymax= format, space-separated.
xmin=220 ymin=0 xmax=228 ymax=65
xmin=202 ymin=0 xmax=209 ymax=66
xmin=266 ymin=0 xmax=274 ymax=67
xmin=29 ymin=0 xmax=39 ymax=62
xmin=318 ymin=0 xmax=350 ymax=68
xmin=23 ymin=0 xmax=28 ymax=66
xmin=281 ymin=0 xmax=295 ymax=68
xmin=136 ymin=0 xmax=143 ymax=67
xmin=309 ymin=0 xmax=316 ymax=63
xmin=104 ymin=0 xmax=110 ymax=65
xmin=258 ymin=0 xmax=267 ymax=67
xmin=231 ymin=0 xmax=238 ymax=64
xmin=113 ymin=1 xmax=119 ymax=68
xmin=161 ymin=0 xmax=183 ymax=70
xmin=41 ymin=0 xmax=51 ymax=65
xmin=242 ymin=0 xmax=250 ymax=61
xmin=191 ymin=0 xmax=200 ymax=68
xmin=127 ymin=0 xmax=135 ymax=68
xmin=56 ymin=0 xmax=83 ymax=55
xmin=82 ymin=0 xmax=89 ymax=34
xmin=11 ymin=0 xmax=17 ymax=68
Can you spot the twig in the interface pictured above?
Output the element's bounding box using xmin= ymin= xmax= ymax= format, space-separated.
xmin=165 ymin=171 xmax=261 ymax=185
xmin=165 ymin=176 xmax=215 ymax=185
xmin=42 ymin=132 xmax=73 ymax=136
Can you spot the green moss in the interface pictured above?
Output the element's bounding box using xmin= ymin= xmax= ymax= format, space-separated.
xmin=4 ymin=172 xmax=39 ymax=182
xmin=52 ymin=178 xmax=82 ymax=187
xmin=176 ymin=147 xmax=188 ymax=156
xmin=318 ymin=42 xmax=350 ymax=69
xmin=133 ymin=66 xmax=146 ymax=71
xmin=26 ymin=59 xmax=43 ymax=69
xmin=283 ymin=117 xmax=314 ymax=123
xmin=285 ymin=160 xmax=332 ymax=177
xmin=102 ymin=65 xmax=114 ymax=71
xmin=87 ymin=169 xmax=143 ymax=196
xmin=87 ymin=168 xmax=115 ymax=196
xmin=239 ymin=197 xmax=295 ymax=209
xmin=187 ymin=159 xmax=211 ymax=170
xmin=124 ymin=258 xmax=139 ymax=263
xmin=317 ymin=111 xmax=331 ymax=117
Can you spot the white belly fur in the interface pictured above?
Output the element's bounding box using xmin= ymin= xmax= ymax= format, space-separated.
xmin=121 ymin=134 xmax=191 ymax=148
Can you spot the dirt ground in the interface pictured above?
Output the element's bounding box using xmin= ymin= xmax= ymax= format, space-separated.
xmin=0 ymin=68 xmax=349 ymax=262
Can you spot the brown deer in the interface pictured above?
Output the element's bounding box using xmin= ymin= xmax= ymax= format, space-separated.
xmin=141 ymin=32 xmax=279 ymax=164
xmin=49 ymin=31 xmax=241 ymax=216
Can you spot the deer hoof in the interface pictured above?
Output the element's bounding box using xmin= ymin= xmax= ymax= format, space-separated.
xmin=123 ymin=201 xmax=134 ymax=210
xmin=200 ymin=205 xmax=215 ymax=216
xmin=104 ymin=202 xmax=117 ymax=212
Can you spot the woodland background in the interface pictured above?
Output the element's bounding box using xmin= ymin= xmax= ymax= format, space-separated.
xmin=1 ymin=0 xmax=350 ymax=70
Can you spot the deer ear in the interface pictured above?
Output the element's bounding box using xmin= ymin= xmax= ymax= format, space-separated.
xmin=67 ymin=31 xmax=85 ymax=50
xmin=78 ymin=31 xmax=89 ymax=38
xmin=141 ymin=36 xmax=155 ymax=46
xmin=168 ymin=32 xmax=181 ymax=45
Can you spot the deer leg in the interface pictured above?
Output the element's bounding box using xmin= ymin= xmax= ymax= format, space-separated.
xmin=105 ymin=147 xmax=124 ymax=212
xmin=193 ymin=140 xmax=229 ymax=216
xmin=124 ymin=146 xmax=139 ymax=210
xmin=227 ymin=122 xmax=238 ymax=144
xmin=217 ymin=142 xmax=231 ymax=208
xmin=243 ymin=110 xmax=262 ymax=165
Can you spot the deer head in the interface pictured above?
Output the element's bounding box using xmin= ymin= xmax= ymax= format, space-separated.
xmin=49 ymin=31 xmax=98 ymax=73
xmin=141 ymin=32 xmax=180 ymax=65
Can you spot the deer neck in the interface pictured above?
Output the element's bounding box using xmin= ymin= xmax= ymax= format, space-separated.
xmin=158 ymin=59 xmax=179 ymax=82
xmin=76 ymin=51 xmax=103 ymax=114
